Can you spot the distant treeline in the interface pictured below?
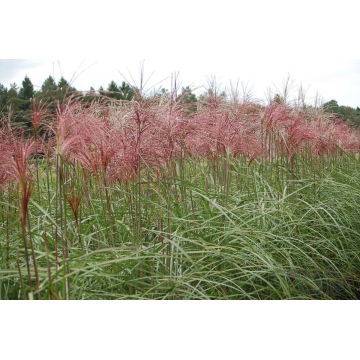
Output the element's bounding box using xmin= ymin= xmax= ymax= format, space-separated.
xmin=0 ymin=75 xmax=199 ymax=131
xmin=1 ymin=74 xmax=359 ymax=130
xmin=321 ymin=99 xmax=360 ymax=127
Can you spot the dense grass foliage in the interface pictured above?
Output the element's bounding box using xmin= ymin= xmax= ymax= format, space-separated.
xmin=1 ymin=83 xmax=360 ymax=299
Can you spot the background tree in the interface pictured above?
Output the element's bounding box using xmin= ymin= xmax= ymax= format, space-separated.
xmin=118 ymin=81 xmax=134 ymax=100
xmin=0 ymin=83 xmax=8 ymax=113
xmin=107 ymin=81 xmax=120 ymax=99
xmin=179 ymin=86 xmax=198 ymax=115
xmin=323 ymin=99 xmax=360 ymax=127
xmin=35 ymin=76 xmax=78 ymax=114
xmin=57 ymin=77 xmax=78 ymax=102
xmin=36 ymin=76 xmax=58 ymax=105
xmin=41 ymin=76 xmax=57 ymax=93
xmin=106 ymin=80 xmax=134 ymax=100
xmin=99 ymin=86 xmax=105 ymax=96
xmin=323 ymin=99 xmax=340 ymax=114
xmin=19 ymin=76 xmax=35 ymax=111
xmin=16 ymin=76 xmax=36 ymax=129
xmin=198 ymin=86 xmax=226 ymax=109
xmin=273 ymin=93 xmax=284 ymax=104
xmin=7 ymin=83 xmax=20 ymax=113
xmin=82 ymin=86 xmax=100 ymax=103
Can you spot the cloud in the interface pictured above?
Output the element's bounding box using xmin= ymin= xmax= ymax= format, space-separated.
xmin=0 ymin=60 xmax=50 ymax=88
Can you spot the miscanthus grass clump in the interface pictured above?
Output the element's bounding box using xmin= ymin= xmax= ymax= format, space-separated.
xmin=0 ymin=79 xmax=359 ymax=299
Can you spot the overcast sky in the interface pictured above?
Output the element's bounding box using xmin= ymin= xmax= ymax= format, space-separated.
xmin=2 ymin=1 xmax=359 ymax=108
xmin=0 ymin=59 xmax=359 ymax=107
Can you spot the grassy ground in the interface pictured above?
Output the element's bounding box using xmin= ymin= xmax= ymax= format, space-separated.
xmin=1 ymin=151 xmax=359 ymax=299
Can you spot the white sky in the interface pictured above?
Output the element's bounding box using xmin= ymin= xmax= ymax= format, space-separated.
xmin=0 ymin=59 xmax=359 ymax=107
xmin=1 ymin=1 xmax=360 ymax=108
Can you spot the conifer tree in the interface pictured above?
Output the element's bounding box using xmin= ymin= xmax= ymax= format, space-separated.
xmin=19 ymin=76 xmax=35 ymax=111
xmin=0 ymin=83 xmax=8 ymax=113
xmin=7 ymin=83 xmax=20 ymax=111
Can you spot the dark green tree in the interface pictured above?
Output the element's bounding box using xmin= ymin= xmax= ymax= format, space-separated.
xmin=33 ymin=76 xmax=58 ymax=117
xmin=36 ymin=76 xmax=78 ymax=113
xmin=99 ymin=86 xmax=106 ymax=97
xmin=118 ymin=81 xmax=134 ymax=100
xmin=14 ymin=76 xmax=36 ymax=129
xmin=323 ymin=99 xmax=360 ymax=127
xmin=179 ymin=86 xmax=198 ymax=114
xmin=57 ymin=77 xmax=77 ymax=100
xmin=106 ymin=81 xmax=134 ymax=100
xmin=41 ymin=76 xmax=57 ymax=93
xmin=0 ymin=83 xmax=8 ymax=113
xmin=273 ymin=93 xmax=284 ymax=104
xmin=57 ymin=77 xmax=76 ymax=92
xmin=323 ymin=100 xmax=340 ymax=114
xmin=82 ymin=86 xmax=101 ymax=103
xmin=107 ymin=81 xmax=120 ymax=99
xmin=19 ymin=76 xmax=35 ymax=111
xmin=7 ymin=83 xmax=20 ymax=113
xmin=36 ymin=76 xmax=58 ymax=104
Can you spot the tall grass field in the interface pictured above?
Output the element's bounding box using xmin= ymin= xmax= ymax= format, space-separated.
xmin=1 ymin=79 xmax=360 ymax=299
